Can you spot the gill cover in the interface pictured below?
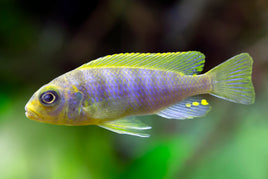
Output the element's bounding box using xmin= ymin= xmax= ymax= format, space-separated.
xmin=67 ymin=91 xmax=84 ymax=119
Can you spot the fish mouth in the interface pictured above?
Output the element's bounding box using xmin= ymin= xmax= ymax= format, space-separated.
xmin=25 ymin=107 xmax=41 ymax=121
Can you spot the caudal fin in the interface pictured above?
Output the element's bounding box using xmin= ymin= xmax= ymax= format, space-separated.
xmin=206 ymin=53 xmax=255 ymax=104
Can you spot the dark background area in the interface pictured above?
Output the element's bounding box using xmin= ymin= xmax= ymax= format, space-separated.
xmin=0 ymin=0 xmax=267 ymax=178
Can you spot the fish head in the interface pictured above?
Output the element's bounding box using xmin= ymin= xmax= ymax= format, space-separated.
xmin=25 ymin=84 xmax=65 ymax=124
xmin=25 ymin=84 xmax=69 ymax=125
xmin=25 ymin=82 xmax=85 ymax=125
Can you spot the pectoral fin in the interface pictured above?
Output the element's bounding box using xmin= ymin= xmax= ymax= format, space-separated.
xmin=82 ymin=98 xmax=129 ymax=120
xmin=98 ymin=117 xmax=151 ymax=137
xmin=82 ymin=96 xmax=142 ymax=120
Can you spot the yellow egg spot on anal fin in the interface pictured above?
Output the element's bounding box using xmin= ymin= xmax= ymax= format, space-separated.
xmin=156 ymin=96 xmax=211 ymax=120
xmin=201 ymin=99 xmax=209 ymax=105
xmin=192 ymin=102 xmax=199 ymax=106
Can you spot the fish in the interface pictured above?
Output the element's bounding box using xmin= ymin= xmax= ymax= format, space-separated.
xmin=25 ymin=52 xmax=255 ymax=137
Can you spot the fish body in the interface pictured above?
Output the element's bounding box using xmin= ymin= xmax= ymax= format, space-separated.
xmin=25 ymin=52 xmax=255 ymax=137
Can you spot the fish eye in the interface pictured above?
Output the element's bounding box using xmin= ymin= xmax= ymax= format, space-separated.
xmin=40 ymin=90 xmax=58 ymax=106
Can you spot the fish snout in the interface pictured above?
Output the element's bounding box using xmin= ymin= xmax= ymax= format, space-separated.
xmin=25 ymin=104 xmax=41 ymax=121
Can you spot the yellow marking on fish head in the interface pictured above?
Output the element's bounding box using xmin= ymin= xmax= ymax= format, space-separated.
xmin=72 ymin=85 xmax=80 ymax=92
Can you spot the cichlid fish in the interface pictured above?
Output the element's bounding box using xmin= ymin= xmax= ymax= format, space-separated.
xmin=25 ymin=52 xmax=255 ymax=137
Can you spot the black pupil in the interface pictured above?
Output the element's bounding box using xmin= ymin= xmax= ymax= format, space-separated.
xmin=43 ymin=93 xmax=55 ymax=103
xmin=40 ymin=90 xmax=58 ymax=105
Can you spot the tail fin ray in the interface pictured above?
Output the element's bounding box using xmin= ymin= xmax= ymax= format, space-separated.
xmin=206 ymin=53 xmax=255 ymax=104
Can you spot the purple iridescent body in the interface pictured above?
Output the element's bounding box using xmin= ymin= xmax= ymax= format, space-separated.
xmin=56 ymin=68 xmax=211 ymax=120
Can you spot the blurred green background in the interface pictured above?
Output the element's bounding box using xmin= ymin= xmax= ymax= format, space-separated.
xmin=0 ymin=0 xmax=268 ymax=178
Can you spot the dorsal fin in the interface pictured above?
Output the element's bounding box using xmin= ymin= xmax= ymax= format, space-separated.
xmin=78 ymin=51 xmax=205 ymax=75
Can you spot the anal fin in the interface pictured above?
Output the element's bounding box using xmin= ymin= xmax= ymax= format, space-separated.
xmin=157 ymin=96 xmax=210 ymax=119
xmin=98 ymin=117 xmax=151 ymax=137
